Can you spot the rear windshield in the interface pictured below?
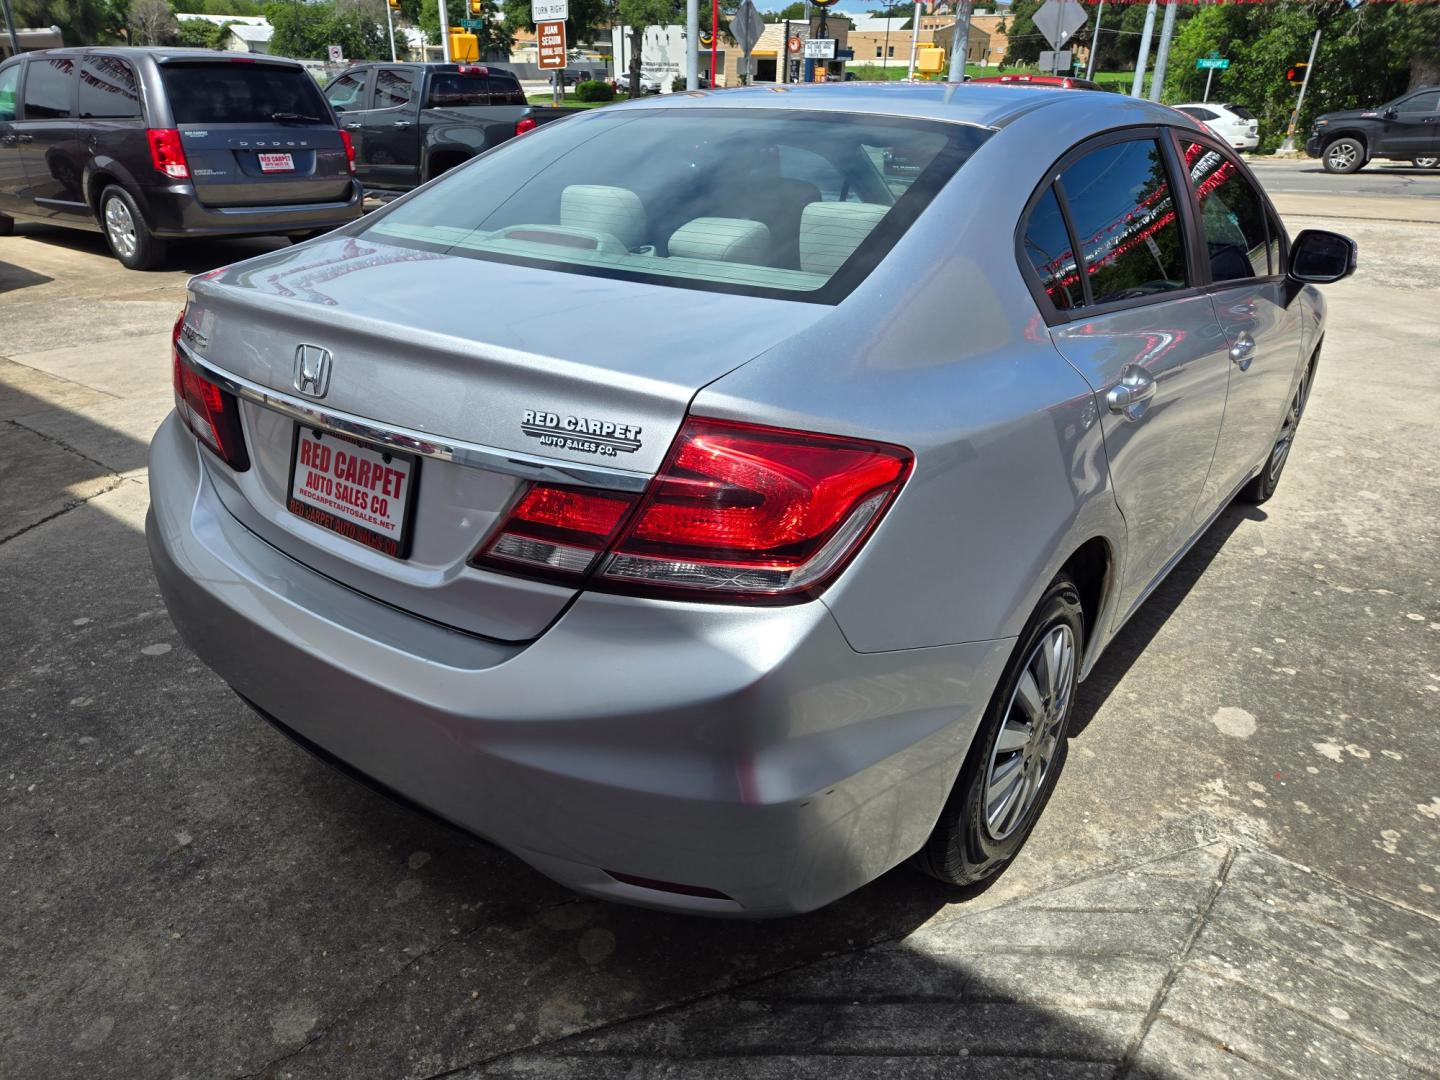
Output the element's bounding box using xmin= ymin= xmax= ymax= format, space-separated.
xmin=360 ymin=108 xmax=987 ymax=303
xmin=428 ymin=71 xmax=519 ymax=106
xmin=161 ymin=63 xmax=332 ymax=125
xmin=1224 ymin=104 xmax=1255 ymax=120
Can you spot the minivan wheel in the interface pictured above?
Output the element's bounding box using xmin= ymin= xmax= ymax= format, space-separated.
xmin=1240 ymin=359 xmax=1314 ymax=505
xmin=99 ymin=185 xmax=166 ymax=270
xmin=914 ymin=574 xmax=1083 ymax=887
xmin=1322 ymin=138 xmax=1365 ymax=174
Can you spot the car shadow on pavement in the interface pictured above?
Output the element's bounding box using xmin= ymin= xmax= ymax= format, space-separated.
xmin=4 ymin=220 xmax=292 ymax=275
xmin=0 ymin=258 xmax=53 ymax=296
xmin=1070 ymin=500 xmax=1266 ymax=739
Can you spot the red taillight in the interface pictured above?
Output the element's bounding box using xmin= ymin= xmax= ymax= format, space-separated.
xmin=338 ymin=129 xmax=357 ymax=174
xmin=146 ymin=128 xmax=190 ymax=180
xmin=473 ymin=418 xmax=911 ymax=602
xmin=171 ymin=311 xmax=250 ymax=471
xmin=514 ymin=116 xmax=538 ymax=136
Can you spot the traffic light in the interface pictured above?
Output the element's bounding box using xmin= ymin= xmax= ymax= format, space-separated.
xmin=1286 ymin=62 xmax=1307 ymax=84
xmin=387 ymin=0 xmax=399 ymax=8
xmin=469 ymin=0 xmax=483 ymax=13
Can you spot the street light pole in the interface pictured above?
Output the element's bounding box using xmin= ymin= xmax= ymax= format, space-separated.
xmin=1203 ymin=65 xmax=1214 ymax=103
xmin=686 ymin=0 xmax=699 ymax=88
xmin=946 ymin=0 xmax=972 ymax=83
xmin=1129 ymin=0 xmax=1156 ymax=98
xmin=1147 ymin=0 xmax=1178 ymax=102
xmin=1280 ymin=28 xmax=1322 ymax=153
xmin=906 ymin=0 xmax=920 ymax=81
xmin=385 ymin=0 xmax=397 ymax=61
xmin=1084 ymin=0 xmax=1102 ymax=82
xmin=439 ymin=0 xmax=451 ymax=61
xmin=1 ymin=0 xmax=20 ymax=57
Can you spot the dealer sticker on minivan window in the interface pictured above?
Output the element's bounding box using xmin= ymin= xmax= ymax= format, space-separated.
xmin=257 ymin=152 xmax=295 ymax=173
xmin=287 ymin=428 xmax=417 ymax=558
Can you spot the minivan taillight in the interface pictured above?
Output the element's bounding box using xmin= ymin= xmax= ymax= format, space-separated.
xmin=171 ymin=312 xmax=249 ymax=471
xmin=147 ymin=128 xmax=190 ymax=180
xmin=473 ymin=419 xmax=911 ymax=602
xmin=338 ymin=129 xmax=357 ymax=174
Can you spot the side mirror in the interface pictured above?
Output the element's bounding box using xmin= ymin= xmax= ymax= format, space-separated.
xmin=1383 ymin=106 xmax=1398 ymax=119
xmin=1288 ymin=228 xmax=1357 ymax=285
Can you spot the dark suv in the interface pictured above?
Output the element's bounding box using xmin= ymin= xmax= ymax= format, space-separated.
xmin=0 ymin=48 xmax=362 ymax=269
xmin=1306 ymin=86 xmax=1440 ymax=174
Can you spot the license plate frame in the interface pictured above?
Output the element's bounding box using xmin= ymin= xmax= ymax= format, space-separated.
xmin=286 ymin=426 xmax=421 ymax=559
xmin=257 ymin=151 xmax=296 ymax=173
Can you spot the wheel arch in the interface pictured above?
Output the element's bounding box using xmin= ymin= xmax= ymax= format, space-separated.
xmin=1321 ymin=129 xmax=1369 ymax=156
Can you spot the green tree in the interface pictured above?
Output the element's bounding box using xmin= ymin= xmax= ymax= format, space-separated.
xmin=617 ymin=0 xmax=682 ymax=94
xmin=11 ymin=0 xmax=127 ymax=44
xmin=266 ymin=0 xmax=388 ymax=59
xmin=1001 ymin=0 xmax=1041 ymax=66
xmin=175 ymin=15 xmax=229 ymax=46
xmin=416 ymin=0 xmax=514 ymax=51
xmin=761 ymin=1 xmax=805 ymax=20
xmin=499 ymin=0 xmax=614 ymax=46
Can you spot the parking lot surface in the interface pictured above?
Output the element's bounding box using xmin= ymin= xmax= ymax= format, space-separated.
xmin=2 ymin=176 xmax=1438 ymax=1078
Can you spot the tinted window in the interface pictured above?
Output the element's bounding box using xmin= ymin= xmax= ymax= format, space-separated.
xmin=0 ymin=63 xmax=18 ymax=122
xmin=1022 ymin=186 xmax=1082 ymax=311
xmin=1180 ymin=106 xmax=1219 ymax=121
xmin=1183 ymin=141 xmax=1269 ymax=280
xmin=1059 ymin=138 xmax=1188 ymax=306
xmin=326 ymin=71 xmax=367 ymax=111
xmin=1397 ymin=90 xmax=1440 ymax=114
xmin=363 ymin=109 xmax=986 ymax=302
xmin=79 ymin=55 xmax=141 ymax=120
xmin=374 ymin=68 xmax=415 ymax=109
xmin=1223 ymin=104 xmax=1254 ymax=120
xmin=22 ymin=57 xmax=76 ymax=120
xmin=161 ymin=63 xmax=331 ymax=124
xmin=428 ymin=72 xmax=502 ymax=107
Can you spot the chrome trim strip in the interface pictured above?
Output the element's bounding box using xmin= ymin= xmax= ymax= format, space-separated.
xmin=178 ymin=343 xmax=652 ymax=493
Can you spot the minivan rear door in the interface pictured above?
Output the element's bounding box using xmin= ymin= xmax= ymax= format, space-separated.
xmin=158 ymin=59 xmax=353 ymax=208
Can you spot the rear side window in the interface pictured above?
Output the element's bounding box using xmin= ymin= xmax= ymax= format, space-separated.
xmin=1179 ymin=106 xmax=1218 ymax=121
xmin=0 ymin=64 xmax=18 ymax=122
xmin=160 ymin=63 xmax=332 ymax=125
xmin=22 ymin=57 xmax=76 ymax=119
xmin=1022 ymin=187 xmax=1081 ymax=311
xmin=1398 ymin=90 xmax=1440 ymax=114
xmin=326 ymin=71 xmax=367 ymax=111
xmin=373 ymin=68 xmax=415 ymax=109
xmin=79 ymin=55 xmax=141 ymax=120
xmin=1057 ymin=138 xmax=1188 ymax=306
xmin=1182 ymin=141 xmax=1269 ymax=280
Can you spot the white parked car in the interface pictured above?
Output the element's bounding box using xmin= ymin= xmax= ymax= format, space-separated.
xmin=615 ymin=72 xmax=663 ymax=95
xmin=1176 ymin=103 xmax=1260 ymax=151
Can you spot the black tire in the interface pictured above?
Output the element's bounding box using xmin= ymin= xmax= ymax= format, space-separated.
xmin=98 ymin=185 xmax=166 ymax=270
xmin=0 ymin=213 xmax=12 ymax=237
xmin=1240 ymin=353 xmax=1316 ymax=505
xmin=1322 ymin=137 xmax=1366 ymax=174
xmin=915 ymin=574 xmax=1084 ymax=887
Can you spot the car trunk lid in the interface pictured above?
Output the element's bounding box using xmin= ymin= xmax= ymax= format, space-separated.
xmin=181 ymin=234 xmax=829 ymax=641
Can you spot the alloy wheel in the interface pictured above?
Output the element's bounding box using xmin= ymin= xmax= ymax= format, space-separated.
xmin=104 ymin=197 xmax=138 ymax=260
xmin=1269 ymin=368 xmax=1311 ymax=484
xmin=1415 ymin=157 xmax=1439 ymax=169
xmin=983 ymin=624 xmax=1076 ymax=842
xmin=1327 ymin=143 xmax=1359 ymax=171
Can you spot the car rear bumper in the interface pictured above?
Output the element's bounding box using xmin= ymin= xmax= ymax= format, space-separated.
xmin=141 ymin=180 xmax=364 ymax=238
xmin=146 ymin=412 xmax=1012 ymax=916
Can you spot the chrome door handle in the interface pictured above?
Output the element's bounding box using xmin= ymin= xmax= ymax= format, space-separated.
xmin=1230 ymin=333 xmax=1256 ymax=371
xmin=1105 ymin=369 xmax=1156 ymax=420
xmin=391 ymin=120 xmax=412 ymax=128
xmin=16 ymin=133 xmax=32 ymax=143
xmin=344 ymin=122 xmax=362 ymax=130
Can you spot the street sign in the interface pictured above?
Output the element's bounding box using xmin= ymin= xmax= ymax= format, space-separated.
xmin=730 ymin=0 xmax=765 ymax=57
xmin=1032 ymin=0 xmax=1086 ymax=50
xmin=804 ymin=38 xmax=836 ymax=59
xmin=1196 ymin=57 xmax=1230 ymax=70
xmin=531 ymin=0 xmax=567 ymax=23
xmin=1038 ymin=49 xmax=1072 ymax=72
xmin=537 ymin=20 xmax=566 ymax=69
xmin=327 ymin=44 xmax=343 ymax=63
xmin=458 ymin=18 xmax=487 ymax=29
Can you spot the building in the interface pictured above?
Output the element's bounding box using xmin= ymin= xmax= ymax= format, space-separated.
xmin=850 ymin=17 xmax=990 ymax=72
xmin=175 ymin=13 xmax=274 ymax=54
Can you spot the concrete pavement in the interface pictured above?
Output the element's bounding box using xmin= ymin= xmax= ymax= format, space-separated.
xmin=1 ymin=193 xmax=1438 ymax=1079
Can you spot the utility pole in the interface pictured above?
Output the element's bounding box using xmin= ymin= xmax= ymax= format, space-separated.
xmin=1203 ymin=64 xmax=1214 ymax=103
xmin=1129 ymin=0 xmax=1156 ymax=98
xmin=439 ymin=0 xmax=451 ymax=61
xmin=687 ymin=0 xmax=699 ymax=88
xmin=1 ymin=0 xmax=20 ymax=57
xmin=1279 ymin=28 xmax=1321 ymax=153
xmin=1084 ymin=0 xmax=1102 ymax=81
xmin=385 ymin=0 xmax=397 ymax=61
xmin=906 ymin=0 xmax=921 ymax=81
xmin=1147 ymin=0 xmax=1178 ymax=102
xmin=946 ymin=0 xmax=972 ymax=83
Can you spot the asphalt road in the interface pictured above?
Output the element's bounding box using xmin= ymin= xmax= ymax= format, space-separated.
xmin=1249 ymin=156 xmax=1440 ymax=199
xmin=2 ymin=186 xmax=1438 ymax=1079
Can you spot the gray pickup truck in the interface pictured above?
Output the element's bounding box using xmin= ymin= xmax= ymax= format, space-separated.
xmin=322 ymin=62 xmax=574 ymax=192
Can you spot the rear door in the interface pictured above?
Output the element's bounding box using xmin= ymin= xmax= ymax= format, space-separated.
xmin=157 ymin=59 xmax=352 ymax=208
xmin=78 ymin=53 xmax=146 ymax=217
xmin=0 ymin=60 xmax=25 ymax=213
xmin=1178 ymin=136 xmax=1304 ymax=506
xmin=1022 ymin=131 xmax=1234 ymax=621
xmin=16 ymin=54 xmax=84 ymax=219
xmin=1376 ymin=89 xmax=1440 ymax=159
xmin=356 ymin=66 xmax=422 ymax=188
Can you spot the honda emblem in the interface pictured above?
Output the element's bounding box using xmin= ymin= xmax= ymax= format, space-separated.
xmin=293 ymin=344 xmax=332 ymax=399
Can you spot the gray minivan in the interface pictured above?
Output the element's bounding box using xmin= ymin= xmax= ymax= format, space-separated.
xmin=0 ymin=48 xmax=362 ymax=269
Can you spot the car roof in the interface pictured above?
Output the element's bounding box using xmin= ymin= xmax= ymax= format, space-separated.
xmin=26 ymin=45 xmax=304 ymax=67
xmin=606 ymin=81 xmax=1182 ymax=131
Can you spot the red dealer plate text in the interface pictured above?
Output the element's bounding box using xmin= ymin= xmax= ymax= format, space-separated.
xmin=257 ymin=152 xmax=295 ymax=173
xmin=287 ymin=427 xmax=418 ymax=558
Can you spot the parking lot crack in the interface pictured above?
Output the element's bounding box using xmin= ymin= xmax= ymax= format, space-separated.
xmin=8 ymin=416 xmax=128 ymax=478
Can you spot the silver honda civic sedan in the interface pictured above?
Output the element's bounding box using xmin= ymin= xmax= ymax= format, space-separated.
xmin=147 ymin=83 xmax=1356 ymax=915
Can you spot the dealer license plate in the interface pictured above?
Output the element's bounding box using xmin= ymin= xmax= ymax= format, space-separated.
xmin=287 ymin=427 xmax=418 ymax=558
xmin=257 ymin=152 xmax=295 ymax=173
